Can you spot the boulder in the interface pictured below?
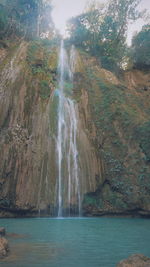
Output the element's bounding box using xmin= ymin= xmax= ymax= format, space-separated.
xmin=0 ymin=237 xmax=9 ymax=258
xmin=116 ymin=254 xmax=150 ymax=267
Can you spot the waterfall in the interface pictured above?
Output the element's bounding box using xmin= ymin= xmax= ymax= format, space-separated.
xmin=70 ymin=45 xmax=77 ymax=75
xmin=56 ymin=41 xmax=81 ymax=217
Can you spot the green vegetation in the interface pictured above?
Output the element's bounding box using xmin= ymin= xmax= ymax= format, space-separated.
xmin=49 ymin=90 xmax=59 ymax=136
xmin=136 ymin=121 xmax=150 ymax=161
xmin=131 ymin=24 xmax=150 ymax=69
xmin=39 ymin=80 xmax=50 ymax=99
xmin=26 ymin=40 xmax=58 ymax=102
xmin=0 ymin=0 xmax=150 ymax=216
xmin=79 ymin=52 xmax=150 ymax=212
xmin=0 ymin=0 xmax=53 ymax=40
xmin=83 ymin=194 xmax=97 ymax=207
xmin=67 ymin=0 xmax=145 ymax=72
xmin=27 ymin=40 xmax=57 ymax=72
xmin=86 ymin=68 xmax=136 ymax=133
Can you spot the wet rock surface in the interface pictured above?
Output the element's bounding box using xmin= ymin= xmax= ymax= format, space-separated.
xmin=0 ymin=237 xmax=9 ymax=259
xmin=116 ymin=254 xmax=150 ymax=267
xmin=0 ymin=41 xmax=150 ymax=217
xmin=0 ymin=227 xmax=6 ymax=236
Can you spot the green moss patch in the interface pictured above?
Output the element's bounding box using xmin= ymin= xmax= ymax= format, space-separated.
xmin=39 ymin=80 xmax=50 ymax=99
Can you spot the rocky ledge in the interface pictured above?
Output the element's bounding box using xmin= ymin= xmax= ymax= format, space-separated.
xmin=116 ymin=254 xmax=150 ymax=267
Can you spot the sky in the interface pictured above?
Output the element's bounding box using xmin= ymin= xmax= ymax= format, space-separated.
xmin=51 ymin=0 xmax=150 ymax=45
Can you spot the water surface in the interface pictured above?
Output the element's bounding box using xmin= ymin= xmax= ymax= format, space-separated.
xmin=0 ymin=217 xmax=150 ymax=267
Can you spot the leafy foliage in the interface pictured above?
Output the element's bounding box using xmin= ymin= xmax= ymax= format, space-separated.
xmin=67 ymin=0 xmax=145 ymax=71
xmin=0 ymin=0 xmax=53 ymax=39
xmin=39 ymin=80 xmax=50 ymax=99
xmin=131 ymin=24 xmax=150 ymax=69
xmin=136 ymin=121 xmax=150 ymax=161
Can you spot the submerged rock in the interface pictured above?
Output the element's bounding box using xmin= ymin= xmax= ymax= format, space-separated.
xmin=0 ymin=237 xmax=9 ymax=258
xmin=0 ymin=227 xmax=6 ymax=236
xmin=116 ymin=254 xmax=150 ymax=267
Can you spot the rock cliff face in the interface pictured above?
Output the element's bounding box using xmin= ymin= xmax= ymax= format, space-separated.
xmin=0 ymin=41 xmax=58 ymax=216
xmin=0 ymin=41 xmax=150 ymax=217
xmin=75 ymin=52 xmax=150 ymax=217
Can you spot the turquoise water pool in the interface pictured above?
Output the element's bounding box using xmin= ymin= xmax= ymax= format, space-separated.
xmin=0 ymin=217 xmax=150 ymax=267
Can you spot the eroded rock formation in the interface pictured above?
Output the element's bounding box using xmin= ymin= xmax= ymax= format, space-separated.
xmin=0 ymin=41 xmax=150 ymax=217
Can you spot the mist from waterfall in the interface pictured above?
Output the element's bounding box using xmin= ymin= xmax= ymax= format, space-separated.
xmin=56 ymin=40 xmax=81 ymax=217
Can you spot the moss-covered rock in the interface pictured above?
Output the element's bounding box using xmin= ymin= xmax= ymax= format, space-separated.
xmin=0 ymin=40 xmax=150 ymax=217
xmin=76 ymin=51 xmax=150 ymax=217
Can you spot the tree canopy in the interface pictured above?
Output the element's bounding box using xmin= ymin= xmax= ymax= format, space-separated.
xmin=131 ymin=24 xmax=150 ymax=69
xmin=67 ymin=0 xmax=146 ymax=71
xmin=0 ymin=0 xmax=53 ymax=40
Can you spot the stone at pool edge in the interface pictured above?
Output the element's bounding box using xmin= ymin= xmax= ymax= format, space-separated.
xmin=0 ymin=227 xmax=9 ymax=259
xmin=0 ymin=237 xmax=9 ymax=259
xmin=0 ymin=227 xmax=6 ymax=236
xmin=116 ymin=254 xmax=150 ymax=267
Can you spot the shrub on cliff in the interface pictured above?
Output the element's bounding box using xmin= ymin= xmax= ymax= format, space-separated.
xmin=136 ymin=121 xmax=150 ymax=162
xmin=131 ymin=25 xmax=150 ymax=70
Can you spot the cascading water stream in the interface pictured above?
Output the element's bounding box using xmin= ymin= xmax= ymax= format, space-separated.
xmin=56 ymin=40 xmax=81 ymax=217
xmin=57 ymin=40 xmax=64 ymax=217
